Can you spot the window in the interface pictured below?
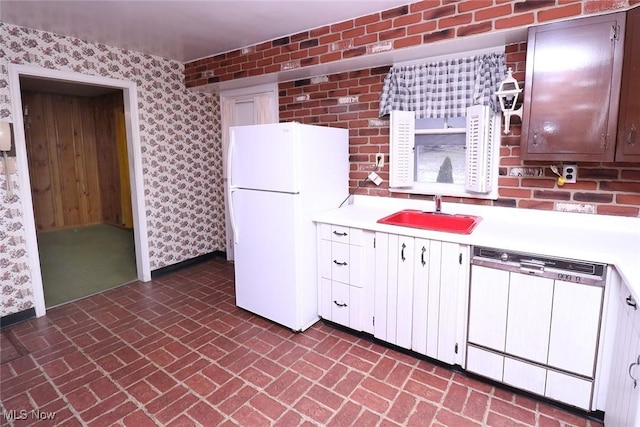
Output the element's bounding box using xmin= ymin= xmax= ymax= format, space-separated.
xmin=389 ymin=105 xmax=500 ymax=199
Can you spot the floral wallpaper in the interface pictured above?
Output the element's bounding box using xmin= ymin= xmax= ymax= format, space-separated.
xmin=0 ymin=23 xmax=225 ymax=317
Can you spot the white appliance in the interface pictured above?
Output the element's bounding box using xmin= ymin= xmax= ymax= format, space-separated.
xmin=227 ymin=122 xmax=349 ymax=331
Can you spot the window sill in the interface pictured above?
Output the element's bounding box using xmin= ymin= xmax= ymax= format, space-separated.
xmin=389 ymin=183 xmax=498 ymax=200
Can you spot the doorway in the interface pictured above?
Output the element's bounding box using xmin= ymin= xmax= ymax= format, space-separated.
xmin=220 ymin=83 xmax=279 ymax=260
xmin=21 ymin=80 xmax=136 ymax=307
xmin=8 ymin=64 xmax=151 ymax=317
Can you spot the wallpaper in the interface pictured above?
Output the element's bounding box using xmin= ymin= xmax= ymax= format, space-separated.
xmin=0 ymin=23 xmax=225 ymax=317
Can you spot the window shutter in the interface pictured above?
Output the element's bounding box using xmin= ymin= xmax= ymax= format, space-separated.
xmin=465 ymin=105 xmax=497 ymax=193
xmin=390 ymin=110 xmax=415 ymax=188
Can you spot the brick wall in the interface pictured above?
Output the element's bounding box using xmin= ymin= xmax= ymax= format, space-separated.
xmin=185 ymin=0 xmax=640 ymax=216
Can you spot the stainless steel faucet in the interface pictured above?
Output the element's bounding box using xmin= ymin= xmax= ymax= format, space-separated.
xmin=434 ymin=195 xmax=442 ymax=213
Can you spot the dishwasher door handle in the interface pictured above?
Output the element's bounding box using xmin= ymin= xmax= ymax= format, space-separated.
xmin=519 ymin=260 xmax=545 ymax=275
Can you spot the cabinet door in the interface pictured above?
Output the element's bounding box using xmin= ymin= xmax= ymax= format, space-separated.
xmin=330 ymin=281 xmax=350 ymax=327
xmin=548 ymin=281 xmax=603 ymax=377
xmin=605 ymin=287 xmax=640 ymax=427
xmin=374 ymin=232 xmax=389 ymax=341
xmin=439 ymin=242 xmax=466 ymax=365
xmin=505 ymin=273 xmax=553 ymax=364
xmin=521 ymin=13 xmax=625 ymax=161
xmin=385 ymin=234 xmax=414 ymax=349
xmin=616 ymin=6 xmax=640 ymax=161
xmin=412 ymin=238 xmax=431 ymax=355
xmin=468 ymin=265 xmax=509 ymax=351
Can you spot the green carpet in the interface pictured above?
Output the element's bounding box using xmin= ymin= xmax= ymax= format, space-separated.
xmin=37 ymin=224 xmax=137 ymax=307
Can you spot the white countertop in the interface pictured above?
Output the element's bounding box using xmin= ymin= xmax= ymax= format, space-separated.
xmin=314 ymin=196 xmax=640 ymax=297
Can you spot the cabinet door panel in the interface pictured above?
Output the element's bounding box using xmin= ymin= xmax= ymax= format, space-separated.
xmin=386 ymin=234 xmax=399 ymax=344
xmin=438 ymin=242 xmax=462 ymax=364
xmin=616 ymin=7 xmax=640 ymax=162
xmin=412 ymin=239 xmax=431 ymax=355
xmin=506 ymin=273 xmax=553 ymax=364
xmin=522 ymin=13 xmax=624 ymax=161
xmin=349 ymin=244 xmax=363 ymax=287
xmin=545 ymin=370 xmax=593 ymax=410
xmin=503 ymin=357 xmax=547 ymax=396
xmin=396 ymin=236 xmax=414 ymax=349
xmin=466 ymin=345 xmax=503 ymax=382
xmin=548 ymin=281 xmax=603 ymax=377
xmin=374 ymin=233 xmax=389 ymax=340
xmin=468 ymin=265 xmax=509 ymax=351
xmin=426 ymin=241 xmax=442 ymax=359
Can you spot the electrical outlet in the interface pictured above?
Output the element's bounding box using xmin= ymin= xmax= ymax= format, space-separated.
xmin=375 ymin=153 xmax=384 ymax=168
xmin=563 ymin=164 xmax=578 ymax=183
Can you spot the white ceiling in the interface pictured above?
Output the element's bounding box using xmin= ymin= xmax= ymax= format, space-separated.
xmin=0 ymin=0 xmax=414 ymax=63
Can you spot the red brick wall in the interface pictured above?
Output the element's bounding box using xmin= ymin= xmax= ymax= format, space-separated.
xmin=185 ymin=0 xmax=640 ymax=216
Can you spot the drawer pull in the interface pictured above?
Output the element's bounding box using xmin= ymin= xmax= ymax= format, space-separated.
xmin=421 ymin=246 xmax=427 ymax=266
xmin=333 ymin=231 xmax=348 ymax=237
xmin=333 ymin=260 xmax=347 ymax=266
xmin=626 ymin=295 xmax=637 ymax=310
xmin=401 ymin=243 xmax=406 ymax=262
xmin=629 ymin=355 xmax=640 ymax=389
xmin=333 ymin=301 xmax=347 ymax=307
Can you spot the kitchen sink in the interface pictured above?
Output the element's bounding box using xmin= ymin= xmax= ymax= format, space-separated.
xmin=377 ymin=209 xmax=482 ymax=234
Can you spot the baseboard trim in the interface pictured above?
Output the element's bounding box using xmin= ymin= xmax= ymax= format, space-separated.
xmin=1 ymin=307 xmax=36 ymax=329
xmin=151 ymin=251 xmax=227 ymax=278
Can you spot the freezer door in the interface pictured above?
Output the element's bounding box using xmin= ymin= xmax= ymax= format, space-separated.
xmin=229 ymin=123 xmax=299 ymax=193
xmin=231 ymin=188 xmax=318 ymax=331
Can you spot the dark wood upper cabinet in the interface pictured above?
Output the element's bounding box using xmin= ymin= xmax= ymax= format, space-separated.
xmin=520 ymin=13 xmax=626 ymax=162
xmin=616 ymin=6 xmax=640 ymax=162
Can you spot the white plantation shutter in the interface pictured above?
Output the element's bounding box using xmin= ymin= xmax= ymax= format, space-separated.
xmin=465 ymin=105 xmax=498 ymax=193
xmin=390 ymin=110 xmax=416 ymax=188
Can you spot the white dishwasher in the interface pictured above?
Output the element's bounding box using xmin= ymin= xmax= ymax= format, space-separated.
xmin=466 ymin=246 xmax=607 ymax=410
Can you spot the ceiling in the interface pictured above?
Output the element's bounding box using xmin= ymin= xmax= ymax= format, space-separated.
xmin=0 ymin=0 xmax=414 ymax=63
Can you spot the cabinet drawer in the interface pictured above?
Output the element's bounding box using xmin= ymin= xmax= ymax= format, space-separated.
xmin=331 ymin=242 xmax=350 ymax=284
xmin=330 ymin=225 xmax=350 ymax=244
xmin=331 ymin=281 xmax=351 ymax=327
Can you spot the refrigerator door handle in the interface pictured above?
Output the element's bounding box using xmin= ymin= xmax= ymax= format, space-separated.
xmin=228 ymin=187 xmax=239 ymax=244
xmin=227 ymin=131 xmax=239 ymax=244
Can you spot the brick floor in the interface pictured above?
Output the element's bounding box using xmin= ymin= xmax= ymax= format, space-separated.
xmin=0 ymin=258 xmax=605 ymax=426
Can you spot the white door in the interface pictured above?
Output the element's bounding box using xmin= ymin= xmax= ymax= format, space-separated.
xmin=231 ymin=188 xmax=301 ymax=330
xmin=221 ymin=84 xmax=278 ymax=260
xmin=547 ymin=281 xmax=603 ymax=376
xmin=229 ymin=124 xmax=298 ymax=192
xmin=506 ymin=273 xmax=553 ymax=364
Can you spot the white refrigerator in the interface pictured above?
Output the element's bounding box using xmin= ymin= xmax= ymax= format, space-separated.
xmin=227 ymin=122 xmax=349 ymax=331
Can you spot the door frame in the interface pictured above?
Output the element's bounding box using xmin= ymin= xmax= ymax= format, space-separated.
xmin=220 ymin=83 xmax=279 ymax=260
xmin=8 ymin=64 xmax=151 ymax=317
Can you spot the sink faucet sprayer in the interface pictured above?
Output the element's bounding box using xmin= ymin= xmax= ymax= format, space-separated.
xmin=434 ymin=195 xmax=442 ymax=213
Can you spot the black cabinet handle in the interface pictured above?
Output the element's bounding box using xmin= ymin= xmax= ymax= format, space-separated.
xmin=629 ymin=355 xmax=640 ymax=389
xmin=421 ymin=246 xmax=426 ymax=266
xmin=627 ymin=295 xmax=637 ymax=310
xmin=333 ymin=301 xmax=347 ymax=307
xmin=401 ymin=243 xmax=406 ymax=262
xmin=628 ymin=124 xmax=636 ymax=146
xmin=333 ymin=231 xmax=347 ymax=236
xmin=333 ymin=260 xmax=347 ymax=266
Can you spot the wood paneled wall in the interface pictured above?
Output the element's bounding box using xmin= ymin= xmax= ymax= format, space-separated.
xmin=23 ymin=91 xmax=131 ymax=232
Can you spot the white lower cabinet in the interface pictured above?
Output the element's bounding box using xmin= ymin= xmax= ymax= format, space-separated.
xmin=605 ymin=279 xmax=640 ymax=427
xmin=466 ymin=264 xmax=604 ymax=410
xmin=375 ymin=231 xmax=469 ymax=365
xmin=317 ymin=224 xmax=374 ymax=332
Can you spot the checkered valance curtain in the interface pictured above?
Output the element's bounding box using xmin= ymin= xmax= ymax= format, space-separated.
xmin=379 ymin=52 xmax=507 ymax=118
